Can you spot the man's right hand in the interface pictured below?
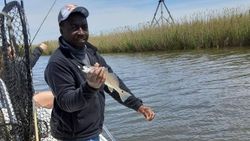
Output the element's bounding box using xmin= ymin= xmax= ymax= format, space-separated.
xmin=86 ymin=63 xmax=106 ymax=89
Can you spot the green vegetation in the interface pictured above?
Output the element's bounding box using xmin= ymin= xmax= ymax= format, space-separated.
xmin=33 ymin=8 xmax=250 ymax=54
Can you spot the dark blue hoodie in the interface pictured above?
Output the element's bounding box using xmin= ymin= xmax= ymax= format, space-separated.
xmin=44 ymin=38 xmax=143 ymax=140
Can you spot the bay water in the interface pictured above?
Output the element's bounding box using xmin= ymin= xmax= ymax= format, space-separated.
xmin=33 ymin=47 xmax=250 ymax=141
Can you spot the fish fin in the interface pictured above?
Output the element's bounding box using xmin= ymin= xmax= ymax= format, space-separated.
xmin=108 ymin=86 xmax=114 ymax=93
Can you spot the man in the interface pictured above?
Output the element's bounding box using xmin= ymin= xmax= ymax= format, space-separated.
xmin=0 ymin=42 xmax=51 ymax=139
xmin=3 ymin=42 xmax=54 ymax=109
xmin=45 ymin=4 xmax=155 ymax=141
xmin=6 ymin=42 xmax=48 ymax=67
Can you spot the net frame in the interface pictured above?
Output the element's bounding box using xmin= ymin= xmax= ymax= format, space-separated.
xmin=0 ymin=1 xmax=35 ymax=140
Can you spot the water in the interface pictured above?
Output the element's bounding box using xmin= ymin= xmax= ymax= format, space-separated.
xmin=32 ymin=48 xmax=250 ymax=141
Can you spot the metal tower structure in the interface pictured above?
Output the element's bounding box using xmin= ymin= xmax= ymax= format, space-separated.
xmin=151 ymin=0 xmax=174 ymax=26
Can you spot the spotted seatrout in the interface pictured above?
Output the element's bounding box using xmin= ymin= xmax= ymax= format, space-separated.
xmin=78 ymin=65 xmax=131 ymax=102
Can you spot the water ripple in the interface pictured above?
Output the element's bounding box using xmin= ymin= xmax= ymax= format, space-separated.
xmin=33 ymin=48 xmax=250 ymax=141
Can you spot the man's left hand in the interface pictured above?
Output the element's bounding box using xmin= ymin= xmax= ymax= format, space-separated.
xmin=137 ymin=105 xmax=155 ymax=121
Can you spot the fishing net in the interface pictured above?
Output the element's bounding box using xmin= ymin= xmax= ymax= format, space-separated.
xmin=0 ymin=1 xmax=49 ymax=140
xmin=0 ymin=1 xmax=114 ymax=141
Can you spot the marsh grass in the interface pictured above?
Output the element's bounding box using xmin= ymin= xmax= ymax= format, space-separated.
xmin=33 ymin=8 xmax=250 ymax=54
xmin=31 ymin=40 xmax=57 ymax=55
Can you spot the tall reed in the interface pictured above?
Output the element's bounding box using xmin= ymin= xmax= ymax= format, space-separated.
xmin=33 ymin=7 xmax=250 ymax=54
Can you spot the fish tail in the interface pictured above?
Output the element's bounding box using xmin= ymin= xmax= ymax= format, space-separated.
xmin=119 ymin=89 xmax=131 ymax=102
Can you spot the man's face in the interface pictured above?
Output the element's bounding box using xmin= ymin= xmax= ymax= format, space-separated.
xmin=60 ymin=13 xmax=89 ymax=48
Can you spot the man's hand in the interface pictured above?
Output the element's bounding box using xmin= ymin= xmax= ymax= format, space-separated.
xmin=39 ymin=42 xmax=48 ymax=52
xmin=86 ymin=63 xmax=106 ymax=89
xmin=138 ymin=105 xmax=155 ymax=121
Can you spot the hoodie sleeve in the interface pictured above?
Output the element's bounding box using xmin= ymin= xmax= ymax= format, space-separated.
xmin=30 ymin=46 xmax=43 ymax=68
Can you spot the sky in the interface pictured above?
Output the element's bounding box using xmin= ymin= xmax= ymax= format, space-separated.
xmin=1 ymin=0 xmax=250 ymax=44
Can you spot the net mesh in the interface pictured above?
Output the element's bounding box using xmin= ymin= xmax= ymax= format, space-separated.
xmin=0 ymin=1 xmax=55 ymax=141
xmin=0 ymin=1 xmax=111 ymax=141
xmin=0 ymin=1 xmax=36 ymax=140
